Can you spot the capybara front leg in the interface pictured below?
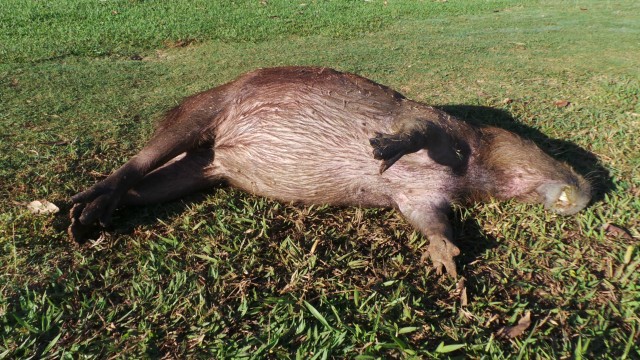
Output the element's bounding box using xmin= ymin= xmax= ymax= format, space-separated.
xmin=369 ymin=131 xmax=427 ymax=174
xmin=419 ymin=230 xmax=460 ymax=278
xmin=369 ymin=116 xmax=436 ymax=173
xmin=395 ymin=195 xmax=460 ymax=278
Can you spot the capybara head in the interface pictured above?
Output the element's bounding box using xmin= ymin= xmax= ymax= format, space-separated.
xmin=481 ymin=127 xmax=591 ymax=215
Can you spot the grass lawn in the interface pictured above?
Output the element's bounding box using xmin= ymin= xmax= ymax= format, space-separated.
xmin=1 ymin=0 xmax=639 ymax=358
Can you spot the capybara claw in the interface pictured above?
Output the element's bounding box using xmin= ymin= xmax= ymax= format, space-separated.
xmin=424 ymin=237 xmax=460 ymax=278
xmin=68 ymin=203 xmax=98 ymax=243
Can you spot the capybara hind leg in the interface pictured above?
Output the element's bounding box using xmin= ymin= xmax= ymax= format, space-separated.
xmin=70 ymin=102 xmax=221 ymax=236
xmin=68 ymin=149 xmax=216 ymax=242
xmin=122 ymin=148 xmax=217 ymax=206
xmin=72 ymin=142 xmax=200 ymax=228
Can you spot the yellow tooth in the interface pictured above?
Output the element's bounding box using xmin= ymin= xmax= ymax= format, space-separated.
xmin=559 ymin=191 xmax=568 ymax=202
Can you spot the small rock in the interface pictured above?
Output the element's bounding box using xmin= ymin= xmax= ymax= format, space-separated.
xmin=26 ymin=200 xmax=59 ymax=215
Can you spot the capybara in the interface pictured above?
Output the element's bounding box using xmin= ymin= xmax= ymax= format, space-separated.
xmin=69 ymin=66 xmax=591 ymax=277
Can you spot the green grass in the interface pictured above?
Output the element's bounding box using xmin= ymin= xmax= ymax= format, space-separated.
xmin=1 ymin=0 xmax=639 ymax=358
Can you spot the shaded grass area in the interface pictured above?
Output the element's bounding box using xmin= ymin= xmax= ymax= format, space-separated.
xmin=1 ymin=0 xmax=639 ymax=358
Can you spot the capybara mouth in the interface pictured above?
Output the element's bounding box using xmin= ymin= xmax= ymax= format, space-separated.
xmin=547 ymin=184 xmax=591 ymax=216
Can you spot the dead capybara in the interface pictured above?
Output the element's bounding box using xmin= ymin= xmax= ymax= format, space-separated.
xmin=69 ymin=66 xmax=591 ymax=277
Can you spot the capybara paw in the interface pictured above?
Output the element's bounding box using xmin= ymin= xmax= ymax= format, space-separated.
xmin=370 ymin=133 xmax=411 ymax=173
xmin=423 ymin=237 xmax=460 ymax=278
xmin=369 ymin=133 xmax=406 ymax=160
xmin=69 ymin=186 xmax=122 ymax=242
xmin=68 ymin=203 xmax=99 ymax=243
xmin=76 ymin=193 xmax=118 ymax=227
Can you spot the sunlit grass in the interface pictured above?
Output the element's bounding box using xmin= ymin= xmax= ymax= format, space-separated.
xmin=1 ymin=0 xmax=638 ymax=358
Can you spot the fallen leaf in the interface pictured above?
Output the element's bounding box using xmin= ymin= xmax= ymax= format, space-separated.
xmin=602 ymin=223 xmax=633 ymax=240
xmin=460 ymin=286 xmax=468 ymax=306
xmin=26 ymin=200 xmax=59 ymax=215
xmin=497 ymin=311 xmax=531 ymax=339
xmin=554 ymin=100 xmax=570 ymax=107
xmin=456 ymin=277 xmax=468 ymax=306
xmin=502 ymin=98 xmax=514 ymax=105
